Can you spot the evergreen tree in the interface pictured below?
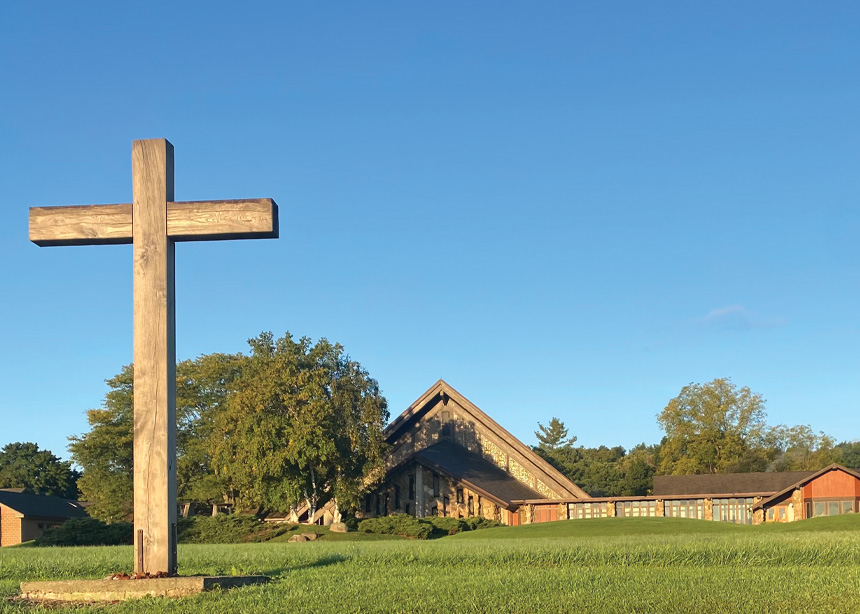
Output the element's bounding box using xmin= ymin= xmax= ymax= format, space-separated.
xmin=535 ymin=417 xmax=575 ymax=451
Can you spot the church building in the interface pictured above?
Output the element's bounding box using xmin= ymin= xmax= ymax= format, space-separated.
xmin=359 ymin=380 xmax=588 ymax=525
xmin=360 ymin=380 xmax=860 ymax=527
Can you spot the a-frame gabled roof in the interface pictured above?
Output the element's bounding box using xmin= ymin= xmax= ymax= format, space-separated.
xmin=385 ymin=379 xmax=588 ymax=499
xmin=752 ymin=464 xmax=860 ymax=510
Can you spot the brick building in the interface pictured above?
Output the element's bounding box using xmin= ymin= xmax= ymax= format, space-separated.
xmin=0 ymin=489 xmax=88 ymax=547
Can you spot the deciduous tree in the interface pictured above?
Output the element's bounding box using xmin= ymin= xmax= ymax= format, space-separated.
xmin=836 ymin=441 xmax=860 ymax=469
xmin=69 ymin=355 xmax=243 ymax=522
xmin=0 ymin=442 xmax=79 ymax=499
xmin=766 ymin=425 xmax=839 ymax=471
xmin=657 ymin=378 xmax=769 ymax=475
xmin=210 ymin=332 xmax=388 ymax=518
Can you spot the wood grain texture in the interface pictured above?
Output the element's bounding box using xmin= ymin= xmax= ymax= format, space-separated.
xmin=167 ymin=199 xmax=278 ymax=241
xmin=30 ymin=199 xmax=278 ymax=246
xmin=30 ymin=137 xmax=281 ymax=576
xmin=29 ymin=204 xmax=133 ymax=246
xmin=132 ymin=138 xmax=177 ymax=575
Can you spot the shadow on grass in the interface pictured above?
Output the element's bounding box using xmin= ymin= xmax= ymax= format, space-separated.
xmin=262 ymin=554 xmax=349 ymax=578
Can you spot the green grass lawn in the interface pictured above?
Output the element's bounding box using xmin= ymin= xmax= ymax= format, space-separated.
xmin=2 ymin=516 xmax=859 ymax=613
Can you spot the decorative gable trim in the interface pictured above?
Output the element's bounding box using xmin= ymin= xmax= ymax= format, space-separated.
xmin=385 ymin=380 xmax=588 ymax=499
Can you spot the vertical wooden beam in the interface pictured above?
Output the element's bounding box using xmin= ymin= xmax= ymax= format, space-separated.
xmin=415 ymin=466 xmax=424 ymax=517
xmin=132 ymin=139 xmax=177 ymax=575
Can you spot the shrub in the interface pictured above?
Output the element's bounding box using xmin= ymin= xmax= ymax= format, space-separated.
xmin=357 ymin=514 xmax=503 ymax=539
xmin=343 ymin=517 xmax=360 ymax=531
xmin=426 ymin=516 xmax=470 ymax=536
xmin=35 ymin=517 xmax=133 ymax=546
xmin=358 ymin=514 xmax=434 ymax=539
xmin=463 ymin=516 xmax=503 ymax=531
xmin=178 ymin=514 xmax=291 ymax=544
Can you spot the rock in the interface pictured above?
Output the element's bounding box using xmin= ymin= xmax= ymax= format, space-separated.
xmin=329 ymin=522 xmax=348 ymax=533
xmin=304 ymin=533 xmax=318 ymax=541
xmin=287 ymin=534 xmax=308 ymax=543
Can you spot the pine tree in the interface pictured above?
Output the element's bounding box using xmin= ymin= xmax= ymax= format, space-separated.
xmin=535 ymin=417 xmax=575 ymax=451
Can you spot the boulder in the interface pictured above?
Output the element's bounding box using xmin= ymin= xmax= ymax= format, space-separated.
xmin=287 ymin=534 xmax=308 ymax=543
xmin=329 ymin=522 xmax=349 ymax=533
xmin=304 ymin=533 xmax=318 ymax=541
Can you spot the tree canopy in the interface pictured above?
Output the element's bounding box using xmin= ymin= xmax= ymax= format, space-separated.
xmin=657 ymin=378 xmax=769 ymax=475
xmin=0 ymin=442 xmax=79 ymax=499
xmin=210 ymin=332 xmax=388 ymax=517
xmin=532 ymin=417 xmax=656 ymax=497
xmin=766 ymin=425 xmax=839 ymax=471
xmin=68 ymin=332 xmax=388 ymax=522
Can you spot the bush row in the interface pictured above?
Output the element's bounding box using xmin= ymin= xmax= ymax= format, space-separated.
xmin=357 ymin=513 xmax=501 ymax=539
xmin=34 ymin=514 xmax=295 ymax=546
xmin=34 ymin=512 xmax=502 ymax=546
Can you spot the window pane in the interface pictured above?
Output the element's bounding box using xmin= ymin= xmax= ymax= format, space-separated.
xmin=829 ymin=501 xmax=840 ymax=516
xmin=842 ymin=501 xmax=855 ymax=514
xmin=814 ymin=502 xmax=825 ymax=516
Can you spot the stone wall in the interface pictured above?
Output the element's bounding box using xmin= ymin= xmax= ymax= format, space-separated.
xmin=789 ymin=488 xmax=803 ymax=522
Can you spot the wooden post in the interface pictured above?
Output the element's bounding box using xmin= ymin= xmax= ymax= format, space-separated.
xmin=132 ymin=139 xmax=177 ymax=575
xmin=28 ymin=138 xmax=279 ymax=575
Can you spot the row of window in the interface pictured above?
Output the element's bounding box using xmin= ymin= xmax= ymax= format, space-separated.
xmin=806 ymin=499 xmax=856 ymax=518
xmin=567 ymin=498 xmax=752 ymax=524
xmin=615 ymin=500 xmax=657 ymax=517
xmin=663 ymin=499 xmax=705 ymax=520
xmin=568 ymin=502 xmax=611 ymax=519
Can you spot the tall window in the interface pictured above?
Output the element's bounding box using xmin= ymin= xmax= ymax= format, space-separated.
xmin=456 ymin=488 xmax=464 ymax=504
xmin=664 ymin=499 xmax=704 ymax=519
xmin=568 ymin=502 xmax=609 ymax=519
xmin=409 ymin=475 xmax=416 ymax=500
xmin=712 ymin=498 xmax=753 ymax=525
xmin=616 ymin=500 xmax=656 ymax=517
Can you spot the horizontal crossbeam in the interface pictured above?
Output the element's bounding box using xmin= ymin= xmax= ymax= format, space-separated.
xmin=29 ymin=199 xmax=278 ymax=246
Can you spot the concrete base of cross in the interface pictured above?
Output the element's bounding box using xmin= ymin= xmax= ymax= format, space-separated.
xmin=19 ymin=575 xmax=270 ymax=602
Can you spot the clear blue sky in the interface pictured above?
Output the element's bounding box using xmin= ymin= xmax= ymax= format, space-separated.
xmin=1 ymin=2 xmax=858 ymax=462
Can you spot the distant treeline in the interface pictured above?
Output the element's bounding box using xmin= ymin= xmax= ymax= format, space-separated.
xmin=533 ymin=378 xmax=860 ymax=496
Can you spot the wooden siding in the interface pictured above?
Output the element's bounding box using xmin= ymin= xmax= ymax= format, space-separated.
xmin=802 ymin=469 xmax=860 ymax=499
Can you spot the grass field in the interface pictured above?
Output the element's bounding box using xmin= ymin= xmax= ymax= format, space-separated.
xmin=2 ymin=515 xmax=859 ymax=613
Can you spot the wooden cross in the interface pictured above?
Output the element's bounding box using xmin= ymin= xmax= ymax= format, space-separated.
xmin=29 ymin=139 xmax=278 ymax=575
